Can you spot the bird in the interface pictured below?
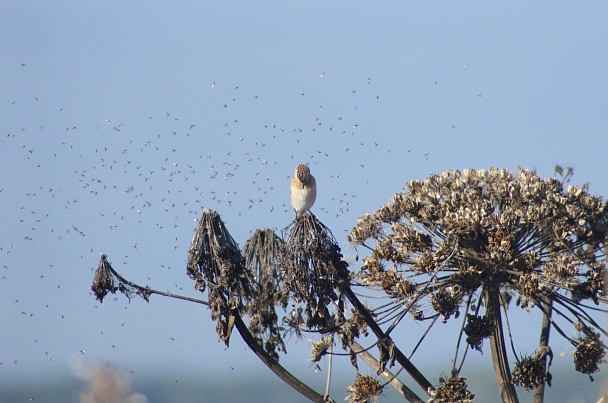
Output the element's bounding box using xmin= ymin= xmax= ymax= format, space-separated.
xmin=290 ymin=164 xmax=317 ymax=218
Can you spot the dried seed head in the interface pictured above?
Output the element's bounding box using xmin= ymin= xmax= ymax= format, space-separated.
xmin=431 ymin=288 xmax=461 ymax=323
xmin=349 ymin=213 xmax=382 ymax=245
xmin=572 ymin=261 xmax=607 ymax=304
xmin=349 ymin=167 xmax=608 ymax=369
xmin=280 ymin=214 xmax=348 ymax=329
xmin=310 ymin=336 xmax=332 ymax=363
xmin=345 ymin=374 xmax=384 ymax=403
xmin=187 ymin=210 xmax=253 ymax=346
xmin=429 ymin=375 xmax=475 ymax=403
xmin=512 ymin=354 xmax=547 ymax=392
xmin=574 ymin=332 xmax=606 ymax=376
xmin=91 ymin=254 xmax=150 ymax=303
xmin=242 ymin=228 xmax=287 ymax=360
xmin=463 ymin=314 xmax=494 ymax=352
xmin=91 ymin=254 xmax=118 ymax=303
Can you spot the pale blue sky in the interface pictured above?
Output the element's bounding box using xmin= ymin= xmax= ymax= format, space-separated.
xmin=1 ymin=2 xmax=607 ymax=402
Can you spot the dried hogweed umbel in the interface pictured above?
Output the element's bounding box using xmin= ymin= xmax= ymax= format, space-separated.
xmin=463 ymin=314 xmax=494 ymax=352
xmin=91 ymin=254 xmax=151 ymax=303
xmin=280 ymin=213 xmax=349 ymax=329
xmin=512 ymin=348 xmax=552 ymax=393
xmin=345 ymin=373 xmax=384 ymax=403
xmin=242 ymin=228 xmax=288 ymax=360
xmin=187 ymin=210 xmax=253 ymax=346
xmin=429 ymin=375 xmax=475 ymax=403
xmin=574 ymin=331 xmax=606 ymax=378
xmin=349 ymin=168 xmax=607 ymax=380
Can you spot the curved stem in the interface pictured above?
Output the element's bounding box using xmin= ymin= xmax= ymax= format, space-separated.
xmin=103 ymin=259 xmax=210 ymax=306
xmin=456 ymin=345 xmax=470 ymax=374
xmin=232 ymin=310 xmax=327 ymax=402
xmin=101 ymin=261 xmax=327 ymax=402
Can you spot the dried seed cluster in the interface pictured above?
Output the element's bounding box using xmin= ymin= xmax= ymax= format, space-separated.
xmin=349 ymin=168 xmax=607 ymax=379
xmin=512 ymin=354 xmax=547 ymax=392
xmin=310 ymin=336 xmax=332 ymax=363
xmin=91 ymin=254 xmax=118 ymax=302
xmin=351 ymin=169 xmax=607 ymax=303
xmin=187 ymin=210 xmax=253 ymax=346
xmin=463 ymin=314 xmax=494 ymax=352
xmin=429 ymin=375 xmax=475 ymax=403
xmin=574 ymin=332 xmax=606 ymax=376
xmin=280 ymin=214 xmax=349 ymax=329
xmin=431 ymin=288 xmax=461 ymax=323
xmin=91 ymin=254 xmax=151 ymax=303
xmin=345 ymin=374 xmax=384 ymax=403
xmin=243 ymin=228 xmax=288 ymax=360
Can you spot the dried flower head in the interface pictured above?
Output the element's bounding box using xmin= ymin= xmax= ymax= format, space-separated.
xmin=91 ymin=254 xmax=151 ymax=303
xmin=431 ymin=287 xmax=461 ymax=323
xmin=349 ymin=168 xmax=607 ymax=383
xmin=310 ymin=336 xmax=332 ymax=363
xmin=512 ymin=353 xmax=547 ymax=392
xmin=348 ymin=213 xmax=383 ymax=245
xmin=429 ymin=375 xmax=475 ymax=403
xmin=574 ymin=331 xmax=606 ymax=377
xmin=187 ymin=210 xmax=253 ymax=346
xmin=243 ymin=228 xmax=288 ymax=360
xmin=463 ymin=314 xmax=494 ymax=352
xmin=345 ymin=374 xmax=384 ymax=403
xmin=351 ymin=168 xmax=607 ymax=300
xmin=280 ymin=214 xmax=349 ymax=328
xmin=91 ymin=254 xmax=118 ymax=302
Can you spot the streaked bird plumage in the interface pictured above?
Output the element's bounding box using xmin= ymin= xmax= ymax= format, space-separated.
xmin=290 ymin=164 xmax=317 ymax=217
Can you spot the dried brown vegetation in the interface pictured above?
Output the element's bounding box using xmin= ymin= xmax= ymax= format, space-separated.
xmin=92 ymin=167 xmax=607 ymax=403
xmin=348 ymin=167 xmax=607 ymax=401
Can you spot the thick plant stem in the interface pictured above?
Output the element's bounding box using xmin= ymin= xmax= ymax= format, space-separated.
xmin=533 ymin=297 xmax=553 ymax=403
xmin=232 ymin=309 xmax=327 ymax=402
xmin=485 ymin=285 xmax=519 ymax=403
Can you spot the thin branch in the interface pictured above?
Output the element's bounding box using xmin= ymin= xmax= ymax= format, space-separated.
xmin=499 ymin=291 xmax=520 ymax=362
xmin=456 ymin=345 xmax=470 ymax=374
xmin=551 ymin=293 xmax=608 ymax=337
xmin=102 ymin=263 xmax=327 ymax=403
xmin=409 ymin=315 xmax=439 ymax=360
xmin=349 ymin=340 xmax=424 ymax=403
xmin=325 ymin=336 xmax=333 ymax=399
xmin=104 ymin=260 xmax=210 ymax=306
xmin=451 ymin=293 xmax=473 ymax=374
xmin=342 ymin=286 xmax=433 ymax=396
